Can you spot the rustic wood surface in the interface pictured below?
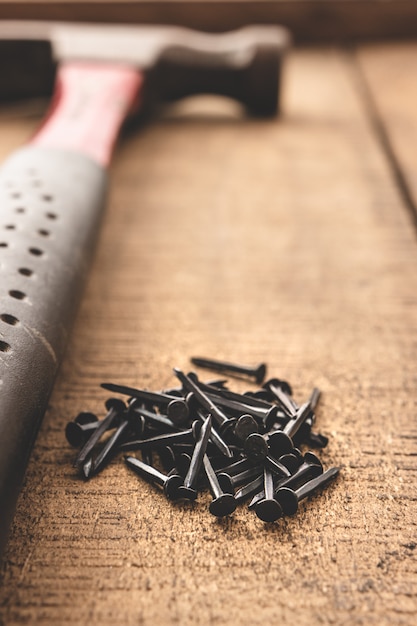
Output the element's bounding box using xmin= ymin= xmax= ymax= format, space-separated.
xmin=0 ymin=1 xmax=417 ymax=42
xmin=1 ymin=43 xmax=417 ymax=624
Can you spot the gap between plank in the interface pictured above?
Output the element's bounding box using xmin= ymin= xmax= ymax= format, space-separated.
xmin=348 ymin=46 xmax=417 ymax=236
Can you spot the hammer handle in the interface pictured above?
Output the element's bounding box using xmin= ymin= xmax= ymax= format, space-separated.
xmin=32 ymin=62 xmax=143 ymax=165
xmin=0 ymin=147 xmax=106 ymax=554
xmin=0 ymin=62 xmax=145 ymax=552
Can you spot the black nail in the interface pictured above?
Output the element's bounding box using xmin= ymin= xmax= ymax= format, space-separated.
xmin=249 ymin=451 xmax=323 ymax=509
xmin=82 ymin=457 xmax=93 ymax=480
xmin=126 ymin=408 xmax=146 ymax=437
xmin=90 ymin=417 xmax=131 ymax=476
xmin=264 ymin=402 xmax=313 ymax=458
xmin=283 ymin=401 xmax=313 ymax=439
xmin=217 ymin=464 xmax=262 ymax=495
xmin=244 ymin=429 xmax=295 ymax=461
xmin=203 ymin=455 xmax=236 ymax=517
xmin=243 ymin=433 xmax=269 ymax=461
xmin=165 ymin=399 xmax=190 ymax=425
xmin=233 ymin=414 xmax=259 ymax=441
xmin=65 ymin=412 xmax=98 ymax=447
xmin=195 ymin=381 xmax=273 ymax=410
xmin=214 ymin=456 xmax=255 ymax=476
xmin=74 ymin=398 xmax=126 ymax=468
xmin=255 ymin=468 xmax=283 ymax=522
xmin=196 ymin=409 xmax=233 ymax=458
xmin=173 ymin=369 xmax=235 ymax=433
xmin=101 ymin=383 xmax=189 ymax=424
xmin=279 ymin=452 xmax=323 ymax=490
xmin=305 ymin=431 xmax=329 ymax=449
xmin=264 ymin=411 xmax=291 ymax=432
xmin=267 ymin=430 xmax=295 ymax=458
xmin=275 ymin=466 xmax=340 ymax=515
xmin=118 ymin=425 xmax=198 ymax=452
xmin=205 ymin=391 xmax=279 ymax=426
xmin=244 ymin=390 xmax=271 ymax=402
xmin=272 ymin=386 xmax=298 ymax=417
xmin=276 ymin=453 xmax=300 ymax=474
xmin=125 ymin=456 xmax=183 ymax=500
xmin=308 ymin=387 xmax=321 ymax=411
xmin=170 ymin=443 xmax=199 ymax=453
xmin=264 ymin=454 xmax=292 ymax=478
xmin=128 ymin=403 xmax=178 ymax=432
xmin=191 ymin=357 xmax=267 ymax=384
xmin=262 ymin=377 xmax=293 ymax=400
xmin=74 ymin=412 xmax=98 ymax=426
xmin=234 ymin=474 xmax=264 ymax=503
xmin=177 ymin=415 xmax=212 ymax=500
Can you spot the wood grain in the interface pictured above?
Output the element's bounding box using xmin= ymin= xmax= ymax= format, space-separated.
xmin=1 ymin=45 xmax=417 ymax=624
xmin=0 ymin=1 xmax=416 ymax=42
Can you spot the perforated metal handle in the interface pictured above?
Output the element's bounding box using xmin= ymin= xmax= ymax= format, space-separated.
xmin=0 ymin=146 xmax=107 ymax=553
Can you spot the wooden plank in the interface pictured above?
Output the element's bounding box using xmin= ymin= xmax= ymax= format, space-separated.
xmin=1 ymin=46 xmax=417 ymax=624
xmin=0 ymin=1 xmax=416 ymax=42
xmin=356 ymin=44 xmax=417 ymax=229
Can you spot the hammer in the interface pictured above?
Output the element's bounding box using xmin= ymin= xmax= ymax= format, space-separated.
xmin=0 ymin=20 xmax=289 ymax=554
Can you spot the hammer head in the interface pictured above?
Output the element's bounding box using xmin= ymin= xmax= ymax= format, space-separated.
xmin=0 ymin=21 xmax=290 ymax=115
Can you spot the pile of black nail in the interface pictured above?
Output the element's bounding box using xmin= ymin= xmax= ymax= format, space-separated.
xmin=65 ymin=357 xmax=340 ymax=521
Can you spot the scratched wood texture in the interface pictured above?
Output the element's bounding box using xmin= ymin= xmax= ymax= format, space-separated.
xmin=0 ymin=1 xmax=417 ymax=41
xmin=1 ymin=45 xmax=417 ymax=625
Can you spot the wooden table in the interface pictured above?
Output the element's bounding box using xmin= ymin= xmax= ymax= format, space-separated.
xmin=1 ymin=38 xmax=417 ymax=625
